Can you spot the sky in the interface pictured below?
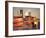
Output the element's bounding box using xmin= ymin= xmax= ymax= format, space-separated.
xmin=13 ymin=7 xmax=40 ymax=18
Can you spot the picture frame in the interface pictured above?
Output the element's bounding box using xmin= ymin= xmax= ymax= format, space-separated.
xmin=5 ymin=1 xmax=45 ymax=37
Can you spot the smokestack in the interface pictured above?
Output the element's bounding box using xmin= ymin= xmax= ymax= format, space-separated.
xmin=28 ymin=12 xmax=31 ymax=16
xmin=20 ymin=10 xmax=23 ymax=17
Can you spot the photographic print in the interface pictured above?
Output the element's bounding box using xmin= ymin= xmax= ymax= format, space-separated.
xmin=5 ymin=1 xmax=45 ymax=37
xmin=13 ymin=7 xmax=40 ymax=30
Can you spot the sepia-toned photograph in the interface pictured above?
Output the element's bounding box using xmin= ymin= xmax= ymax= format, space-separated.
xmin=13 ymin=7 xmax=40 ymax=30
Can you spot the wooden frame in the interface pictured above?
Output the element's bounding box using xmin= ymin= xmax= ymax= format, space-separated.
xmin=5 ymin=1 xmax=45 ymax=37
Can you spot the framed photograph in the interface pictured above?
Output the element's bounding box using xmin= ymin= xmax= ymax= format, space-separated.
xmin=5 ymin=1 xmax=45 ymax=37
